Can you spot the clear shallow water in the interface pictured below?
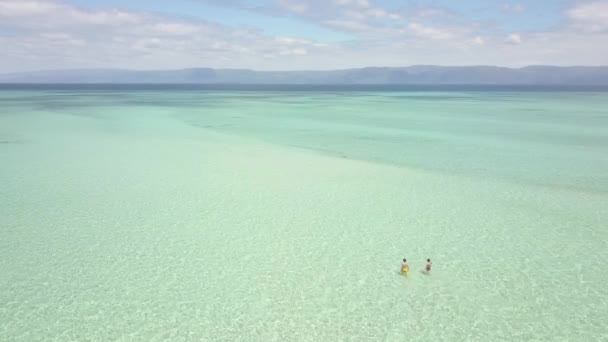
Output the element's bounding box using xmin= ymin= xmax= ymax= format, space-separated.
xmin=1 ymin=87 xmax=607 ymax=341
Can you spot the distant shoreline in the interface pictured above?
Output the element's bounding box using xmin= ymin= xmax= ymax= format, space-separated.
xmin=2 ymin=84 xmax=608 ymax=92
xmin=1 ymin=66 xmax=608 ymax=86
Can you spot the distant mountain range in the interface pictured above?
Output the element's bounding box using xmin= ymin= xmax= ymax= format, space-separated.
xmin=1 ymin=66 xmax=608 ymax=85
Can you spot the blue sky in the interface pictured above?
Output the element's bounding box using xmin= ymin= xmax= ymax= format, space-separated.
xmin=0 ymin=0 xmax=607 ymax=72
xmin=69 ymin=0 xmax=354 ymax=41
xmin=69 ymin=0 xmax=568 ymax=38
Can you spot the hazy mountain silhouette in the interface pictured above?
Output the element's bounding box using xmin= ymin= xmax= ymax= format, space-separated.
xmin=1 ymin=66 xmax=607 ymax=84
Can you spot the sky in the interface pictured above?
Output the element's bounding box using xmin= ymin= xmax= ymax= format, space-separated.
xmin=0 ymin=0 xmax=607 ymax=72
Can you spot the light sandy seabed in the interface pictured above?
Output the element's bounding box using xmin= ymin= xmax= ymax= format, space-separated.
xmin=1 ymin=91 xmax=607 ymax=341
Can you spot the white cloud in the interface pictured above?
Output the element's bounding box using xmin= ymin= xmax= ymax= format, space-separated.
xmin=153 ymin=23 xmax=201 ymax=35
xmin=323 ymin=19 xmax=372 ymax=32
xmin=332 ymin=0 xmax=371 ymax=8
xmin=407 ymin=22 xmax=454 ymax=40
xmin=411 ymin=8 xmax=445 ymax=18
xmin=275 ymin=37 xmax=314 ymax=45
xmin=0 ymin=0 xmax=58 ymax=16
xmin=567 ymin=0 xmax=608 ymax=33
xmin=275 ymin=0 xmax=308 ymax=14
xmin=1 ymin=0 xmax=608 ymax=72
xmin=40 ymin=32 xmax=72 ymax=40
xmin=272 ymin=0 xmax=400 ymax=28
xmin=506 ymin=33 xmax=522 ymax=44
xmin=0 ymin=0 xmax=143 ymax=29
xmin=263 ymin=0 xmax=472 ymax=46
xmin=0 ymin=0 xmax=328 ymax=72
xmin=366 ymin=8 xmax=388 ymax=18
xmin=38 ymin=32 xmax=86 ymax=47
xmin=501 ymin=3 xmax=526 ymax=13
xmin=279 ymin=47 xmax=307 ymax=55
xmin=71 ymin=9 xmax=141 ymax=25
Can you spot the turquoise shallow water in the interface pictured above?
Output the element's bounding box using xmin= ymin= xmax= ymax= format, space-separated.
xmin=1 ymin=88 xmax=607 ymax=341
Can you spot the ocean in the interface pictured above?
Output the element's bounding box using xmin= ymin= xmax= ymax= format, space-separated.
xmin=1 ymin=85 xmax=607 ymax=341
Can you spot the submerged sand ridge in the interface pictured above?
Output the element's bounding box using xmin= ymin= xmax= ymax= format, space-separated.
xmin=1 ymin=89 xmax=607 ymax=341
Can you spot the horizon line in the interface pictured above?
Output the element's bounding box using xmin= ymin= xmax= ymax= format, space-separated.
xmin=3 ymin=64 xmax=608 ymax=75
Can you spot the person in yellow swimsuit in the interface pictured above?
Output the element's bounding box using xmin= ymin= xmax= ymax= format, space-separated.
xmin=401 ymin=258 xmax=409 ymax=275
